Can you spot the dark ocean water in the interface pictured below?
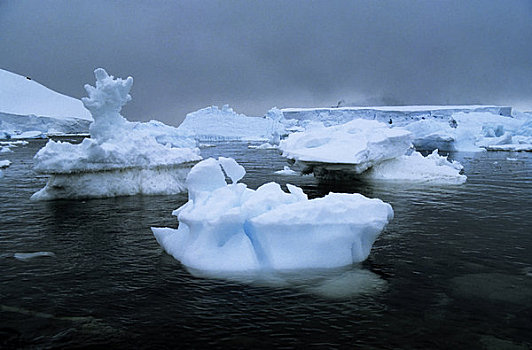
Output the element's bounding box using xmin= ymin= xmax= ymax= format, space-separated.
xmin=0 ymin=139 xmax=531 ymax=349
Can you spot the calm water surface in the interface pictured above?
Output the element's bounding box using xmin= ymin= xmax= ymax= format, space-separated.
xmin=0 ymin=140 xmax=531 ymax=349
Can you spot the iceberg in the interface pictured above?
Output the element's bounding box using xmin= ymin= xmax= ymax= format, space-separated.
xmin=279 ymin=119 xmax=413 ymax=174
xmin=281 ymin=105 xmax=532 ymax=152
xmin=152 ymin=157 xmax=393 ymax=272
xmin=0 ymin=68 xmax=92 ymax=138
xmin=405 ymin=111 xmax=531 ymax=152
xmin=177 ymin=106 xmax=286 ymax=141
xmin=31 ymin=69 xmax=201 ymax=200
xmin=279 ymin=119 xmax=466 ymax=183
xmin=281 ymin=105 xmax=512 ymax=128
xmin=362 ymin=150 xmax=467 ymax=184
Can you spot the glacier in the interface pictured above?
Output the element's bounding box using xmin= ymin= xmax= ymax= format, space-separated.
xmin=152 ymin=157 xmax=393 ymax=272
xmin=281 ymin=106 xmax=532 ymax=152
xmin=174 ymin=103 xmax=531 ymax=152
xmin=31 ymin=68 xmax=201 ymax=200
xmin=0 ymin=68 xmax=92 ymax=138
xmin=279 ymin=119 xmax=467 ymax=184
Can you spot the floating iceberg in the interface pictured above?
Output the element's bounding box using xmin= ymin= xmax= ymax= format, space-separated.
xmin=281 ymin=105 xmax=532 ymax=152
xmin=0 ymin=68 xmax=92 ymax=138
xmin=279 ymin=119 xmax=466 ymax=183
xmin=279 ymin=119 xmax=412 ymax=174
xmin=405 ymin=111 xmax=532 ymax=152
xmin=152 ymin=157 xmax=393 ymax=272
xmin=31 ymin=69 xmax=201 ymax=200
xmin=362 ymin=150 xmax=467 ymax=184
xmin=177 ymin=106 xmax=286 ymax=141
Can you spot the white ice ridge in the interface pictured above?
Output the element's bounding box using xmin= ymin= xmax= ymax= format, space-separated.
xmin=0 ymin=68 xmax=93 ymax=138
xmin=152 ymin=157 xmax=393 ymax=272
xmin=31 ymin=68 xmax=201 ymax=200
xmin=279 ymin=119 xmax=467 ymax=183
xmin=177 ymin=105 xmax=286 ymax=142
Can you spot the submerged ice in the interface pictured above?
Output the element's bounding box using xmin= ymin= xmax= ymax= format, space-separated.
xmin=31 ymin=69 xmax=201 ymax=200
xmin=152 ymin=157 xmax=393 ymax=272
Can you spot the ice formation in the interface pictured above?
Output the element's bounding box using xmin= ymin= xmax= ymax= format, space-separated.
xmin=279 ymin=119 xmax=467 ymax=183
xmin=0 ymin=68 xmax=92 ymax=138
xmin=177 ymin=106 xmax=286 ymax=141
xmin=31 ymin=69 xmax=201 ymax=200
xmin=362 ymin=150 xmax=467 ymax=184
xmin=274 ymin=166 xmax=298 ymax=176
xmin=279 ymin=119 xmax=413 ymax=174
xmin=152 ymin=157 xmax=393 ymax=272
xmin=281 ymin=105 xmax=512 ymax=128
xmin=405 ymin=111 xmax=532 ymax=152
xmin=281 ymin=105 xmax=532 ymax=152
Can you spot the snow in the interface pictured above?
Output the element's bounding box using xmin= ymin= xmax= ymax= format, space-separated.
xmin=31 ymin=68 xmax=201 ymax=200
xmin=177 ymin=105 xmax=286 ymax=141
xmin=152 ymin=157 xmax=393 ymax=272
xmin=279 ymin=119 xmax=413 ymax=173
xmin=0 ymin=69 xmax=91 ymax=120
xmin=0 ymin=68 xmax=93 ymax=138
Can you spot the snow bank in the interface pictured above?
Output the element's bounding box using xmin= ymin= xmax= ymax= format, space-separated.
xmin=152 ymin=157 xmax=393 ymax=272
xmin=0 ymin=68 xmax=92 ymax=138
xmin=31 ymin=69 xmax=201 ymax=200
xmin=279 ymin=119 xmax=413 ymax=174
xmin=177 ymin=106 xmax=286 ymax=141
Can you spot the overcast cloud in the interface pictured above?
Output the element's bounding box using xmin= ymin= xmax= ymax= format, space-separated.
xmin=1 ymin=0 xmax=532 ymax=125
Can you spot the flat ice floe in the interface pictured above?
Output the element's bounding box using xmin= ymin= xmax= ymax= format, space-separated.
xmin=31 ymin=69 xmax=201 ymax=200
xmin=152 ymin=157 xmax=393 ymax=272
xmin=279 ymin=119 xmax=466 ymax=184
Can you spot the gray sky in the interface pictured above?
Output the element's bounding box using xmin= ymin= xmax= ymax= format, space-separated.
xmin=1 ymin=0 xmax=532 ymax=125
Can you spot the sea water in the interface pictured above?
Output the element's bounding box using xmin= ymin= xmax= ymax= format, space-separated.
xmin=0 ymin=139 xmax=531 ymax=349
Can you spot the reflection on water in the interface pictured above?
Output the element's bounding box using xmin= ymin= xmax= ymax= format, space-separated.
xmin=0 ymin=140 xmax=531 ymax=349
xmin=188 ymin=265 xmax=388 ymax=300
